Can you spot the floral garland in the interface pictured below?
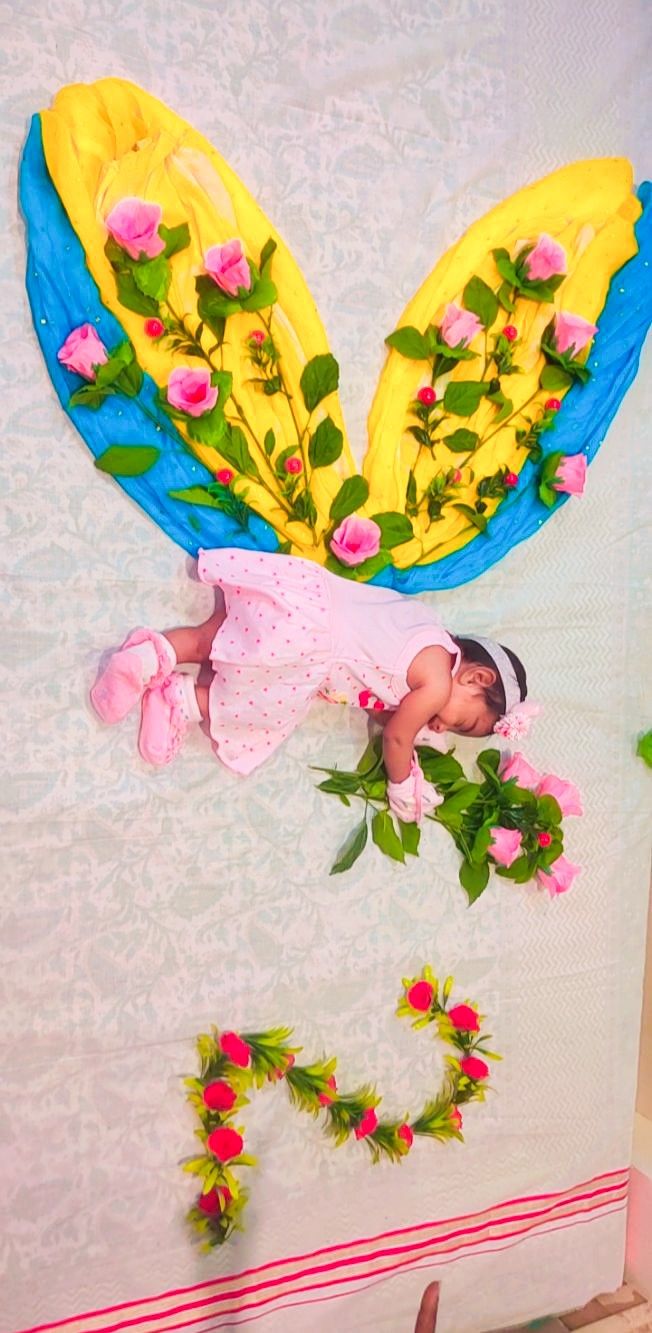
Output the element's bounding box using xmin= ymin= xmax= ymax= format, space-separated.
xmin=56 ymin=201 xmax=590 ymax=578
xmin=315 ymin=740 xmax=582 ymax=900
xmin=183 ymin=968 xmax=500 ymax=1249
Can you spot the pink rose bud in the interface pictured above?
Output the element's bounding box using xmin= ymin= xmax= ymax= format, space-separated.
xmin=167 ymin=367 xmax=218 ymax=418
xmin=545 ymin=397 xmax=561 ymax=411
xmin=536 ymin=854 xmax=581 ymax=898
xmin=249 ymin=329 xmax=266 ymax=345
xmin=488 ymin=826 xmax=523 ymax=868
xmin=204 ymin=239 xmax=252 ymax=296
xmin=57 ymin=323 xmax=109 ymax=380
xmin=144 ymin=317 xmax=165 ymax=338
xmin=536 ymin=774 xmax=583 ymax=816
xmin=219 ymin=1030 xmax=251 ymax=1068
xmin=284 ymin=456 xmax=303 ymax=474
xmin=354 ymin=1108 xmax=378 ymax=1140
xmin=206 ymin=1126 xmax=243 ymax=1162
xmin=215 ymin=468 xmax=234 ymax=486
xmin=460 ymin=1054 xmax=489 ymax=1080
xmin=552 ymin=311 xmax=598 ymax=356
xmin=406 ymin=980 xmax=434 ymax=1012
xmin=449 ymin=1106 xmax=463 ymax=1131
xmin=440 ymin=302 xmax=483 ymax=348
xmin=538 ymin=831 xmax=552 ymax=848
xmin=504 ymin=471 xmax=518 ymax=488
xmin=318 ymin=1074 xmax=337 ymax=1106
xmin=499 ymin=752 xmax=542 ymax=790
xmin=105 ymin=197 xmax=165 ymax=260
xmin=417 ymin=386 xmax=437 ymax=405
xmin=523 ymin=233 xmax=567 ymax=282
xmin=330 ymin=515 xmax=381 ymax=568
xmin=448 ymin=1004 xmax=480 ymax=1032
xmin=397 ymin=1123 xmax=414 ymax=1149
xmin=452 ymin=469 xmax=462 ymax=482
xmin=502 ymin=325 xmax=518 ymax=341
xmin=202 ymin=1080 xmax=237 ymax=1112
xmin=552 ymin=454 xmax=587 ymax=497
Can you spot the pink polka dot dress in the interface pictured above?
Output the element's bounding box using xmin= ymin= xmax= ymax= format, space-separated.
xmin=197 ymin=549 xmax=460 ymax=775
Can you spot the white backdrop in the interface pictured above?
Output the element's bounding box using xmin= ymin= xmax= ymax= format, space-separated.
xmin=1 ymin=2 xmax=651 ymax=1331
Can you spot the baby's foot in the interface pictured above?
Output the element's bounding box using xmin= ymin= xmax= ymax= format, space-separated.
xmin=91 ymin=629 xmax=176 ymax=725
xmin=138 ymin=672 xmax=201 ymax=766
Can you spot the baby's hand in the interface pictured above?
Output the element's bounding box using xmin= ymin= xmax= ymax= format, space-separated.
xmin=387 ymin=757 xmax=443 ymax=823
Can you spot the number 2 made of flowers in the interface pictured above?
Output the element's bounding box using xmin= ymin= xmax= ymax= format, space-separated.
xmin=182 ymin=966 xmax=501 ymax=1248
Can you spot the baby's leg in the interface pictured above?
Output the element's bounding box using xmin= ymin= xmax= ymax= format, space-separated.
xmin=163 ymin=594 xmax=225 ymax=665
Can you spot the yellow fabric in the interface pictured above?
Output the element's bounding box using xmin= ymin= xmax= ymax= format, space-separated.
xmin=41 ymin=80 xmax=640 ymax=568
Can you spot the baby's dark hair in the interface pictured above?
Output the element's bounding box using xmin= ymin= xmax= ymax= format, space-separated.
xmin=453 ymin=636 xmax=528 ymax=720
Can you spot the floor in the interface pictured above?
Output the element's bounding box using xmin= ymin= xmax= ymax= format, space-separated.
xmin=490 ymin=1285 xmax=652 ymax=1332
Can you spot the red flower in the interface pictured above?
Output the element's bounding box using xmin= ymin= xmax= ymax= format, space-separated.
xmin=460 ymin=1054 xmax=489 ymax=1080
xmin=219 ymin=1031 xmax=251 ymax=1068
xmin=284 ymin=456 xmax=303 ymax=474
xmin=318 ymin=1074 xmax=337 ymax=1106
xmin=354 ymin=1108 xmax=378 ymax=1140
xmin=417 ymin=386 xmax=437 ymax=406
xmin=449 ymin=1106 xmax=463 ymax=1131
xmin=397 ymin=1123 xmax=414 ymax=1149
xmin=504 ymin=471 xmax=518 ymax=488
xmin=249 ymin=329 xmax=266 ymax=345
xmin=203 ymin=1080 xmax=237 ymax=1112
xmin=448 ymin=1004 xmax=480 ymax=1032
xmin=545 ymin=397 xmax=561 ymax=411
xmin=452 ymin=469 xmax=462 ymax=483
xmin=406 ymin=980 xmax=434 ymax=1012
xmin=538 ymin=831 xmax=552 ymax=848
xmin=502 ymin=325 xmax=518 ymax=342
xmin=144 ymin=317 xmax=165 ymax=339
xmin=198 ymin=1185 xmax=232 ymax=1215
xmin=215 ymin=468 xmax=234 ymax=486
xmin=207 ymin=1126 xmax=243 ymax=1162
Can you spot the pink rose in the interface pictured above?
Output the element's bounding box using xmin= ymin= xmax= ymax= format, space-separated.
xmin=460 ymin=1054 xmax=489 ymax=1080
xmin=318 ymin=1075 xmax=337 ymax=1106
xmin=440 ymin=303 xmax=483 ymax=348
xmin=397 ymin=1123 xmax=414 ymax=1149
xmin=536 ymin=774 xmax=583 ymax=817
xmin=57 ymin=324 xmax=109 ymax=380
xmin=522 ymin=234 xmax=566 ymax=282
xmin=448 ymin=1004 xmax=480 ymax=1032
xmin=167 ymin=367 xmax=218 ymax=418
xmin=219 ymin=1031 xmax=251 ymax=1068
xmin=204 ymin=240 xmax=252 ymax=296
xmin=354 ymin=1108 xmax=378 ymax=1140
xmin=552 ymin=312 xmax=598 ymax=356
xmin=488 ymin=826 xmax=523 ymax=868
xmin=536 ymin=854 xmax=581 ymax=898
xmin=499 ymin=752 xmax=541 ymax=790
xmin=449 ymin=1106 xmax=463 ymax=1131
xmin=406 ymin=980 xmax=434 ymax=1012
xmin=202 ymin=1080 xmax=237 ymax=1112
xmin=105 ymin=197 xmax=165 ymax=260
xmin=330 ymin=516 xmax=381 ymax=568
xmin=552 ymin=454 xmax=587 ymax=497
xmin=206 ymin=1126 xmax=243 ymax=1162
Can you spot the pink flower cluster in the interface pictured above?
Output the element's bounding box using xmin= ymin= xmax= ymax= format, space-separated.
xmin=491 ymin=754 xmax=583 ymax=896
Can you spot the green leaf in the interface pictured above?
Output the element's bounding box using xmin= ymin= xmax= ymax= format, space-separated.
xmin=187 ymin=407 xmax=227 ymax=448
xmin=318 ymin=773 xmax=364 ymax=794
xmin=69 ymin=385 xmax=108 ymax=410
xmin=476 ymin=748 xmax=501 ymax=779
xmin=308 ymin=416 xmax=343 ymax=468
xmin=114 ymin=268 xmax=160 ymax=316
xmin=416 ymin=750 xmax=463 ymax=785
xmin=218 ymin=425 xmax=261 ymax=480
xmin=371 ymin=810 xmax=405 ymax=863
xmin=437 ymin=782 xmax=482 ymax=817
xmin=540 ymin=364 xmax=572 ymax=392
xmin=496 ymin=854 xmax=532 ymax=884
xmin=470 ymin=824 xmax=493 ymax=863
xmin=195 ymin=275 xmax=242 ymax=320
xmin=356 ymin=737 xmax=384 ymax=776
xmin=300 ymin=353 xmax=340 ymax=413
xmin=444 ymin=428 xmax=479 ymax=453
xmin=264 ymin=428 xmax=276 ymax=457
xmin=94 ymin=341 xmax=134 ymax=389
xmin=169 ymin=486 xmax=224 ymax=509
xmin=497 ymin=280 xmax=515 ymax=312
xmin=116 ymin=359 xmax=144 ymax=398
xmin=459 ymin=858 xmax=490 ymax=903
xmin=329 ymin=475 xmax=369 ymax=522
xmin=518 ymin=273 xmax=565 ymax=303
xmin=275 ymin=444 xmax=301 ymax=476
xmin=537 ymin=794 xmax=563 ymax=826
xmin=159 ymin=221 xmax=191 ymax=258
xmin=240 ymin=276 xmax=278 ymax=312
xmin=398 ymin=819 xmax=421 ymax=856
xmin=443 ymin=381 xmax=488 ymax=417
xmin=330 ymin=818 xmax=368 ymax=875
xmin=133 ymin=255 xmax=171 ymax=302
xmin=463 ymin=275 xmax=499 ymax=329
xmin=453 ymin=503 xmax=488 ymax=532
xmin=94 ymin=445 xmax=160 ymax=477
xmin=370 ymin=511 xmax=414 ymax=548
xmin=492 ymin=248 xmax=518 ymax=285
xmin=637 ymin=730 xmax=652 ymax=768
xmin=260 ymin=237 xmax=277 ymax=273
xmin=325 ymin=549 xmax=392 ymax=581
xmin=384 ymin=326 xmax=430 ymax=360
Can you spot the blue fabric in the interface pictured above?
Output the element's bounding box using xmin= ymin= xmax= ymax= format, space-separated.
xmin=20 ymin=114 xmax=651 ymax=590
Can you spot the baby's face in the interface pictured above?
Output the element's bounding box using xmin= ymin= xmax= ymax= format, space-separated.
xmin=427 ymin=675 xmax=495 ymax=738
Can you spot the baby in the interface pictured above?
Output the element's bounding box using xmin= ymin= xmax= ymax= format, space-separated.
xmin=91 ymin=549 xmax=529 ymax=823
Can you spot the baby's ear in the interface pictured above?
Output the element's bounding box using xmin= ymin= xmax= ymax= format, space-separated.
xmin=464 ymin=664 xmax=497 ymax=689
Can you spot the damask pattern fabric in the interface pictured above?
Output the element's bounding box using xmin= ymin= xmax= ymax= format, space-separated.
xmin=1 ymin=2 xmax=650 ymax=1331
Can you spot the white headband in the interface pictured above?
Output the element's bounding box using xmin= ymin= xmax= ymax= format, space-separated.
xmin=466 ymin=635 xmax=522 ymax=714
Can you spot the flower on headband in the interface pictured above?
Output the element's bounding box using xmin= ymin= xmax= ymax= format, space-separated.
xmin=493 ymin=701 xmax=541 ymax=741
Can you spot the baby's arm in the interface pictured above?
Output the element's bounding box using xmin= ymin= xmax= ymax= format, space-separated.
xmin=382 ymin=648 xmax=453 ymax=782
